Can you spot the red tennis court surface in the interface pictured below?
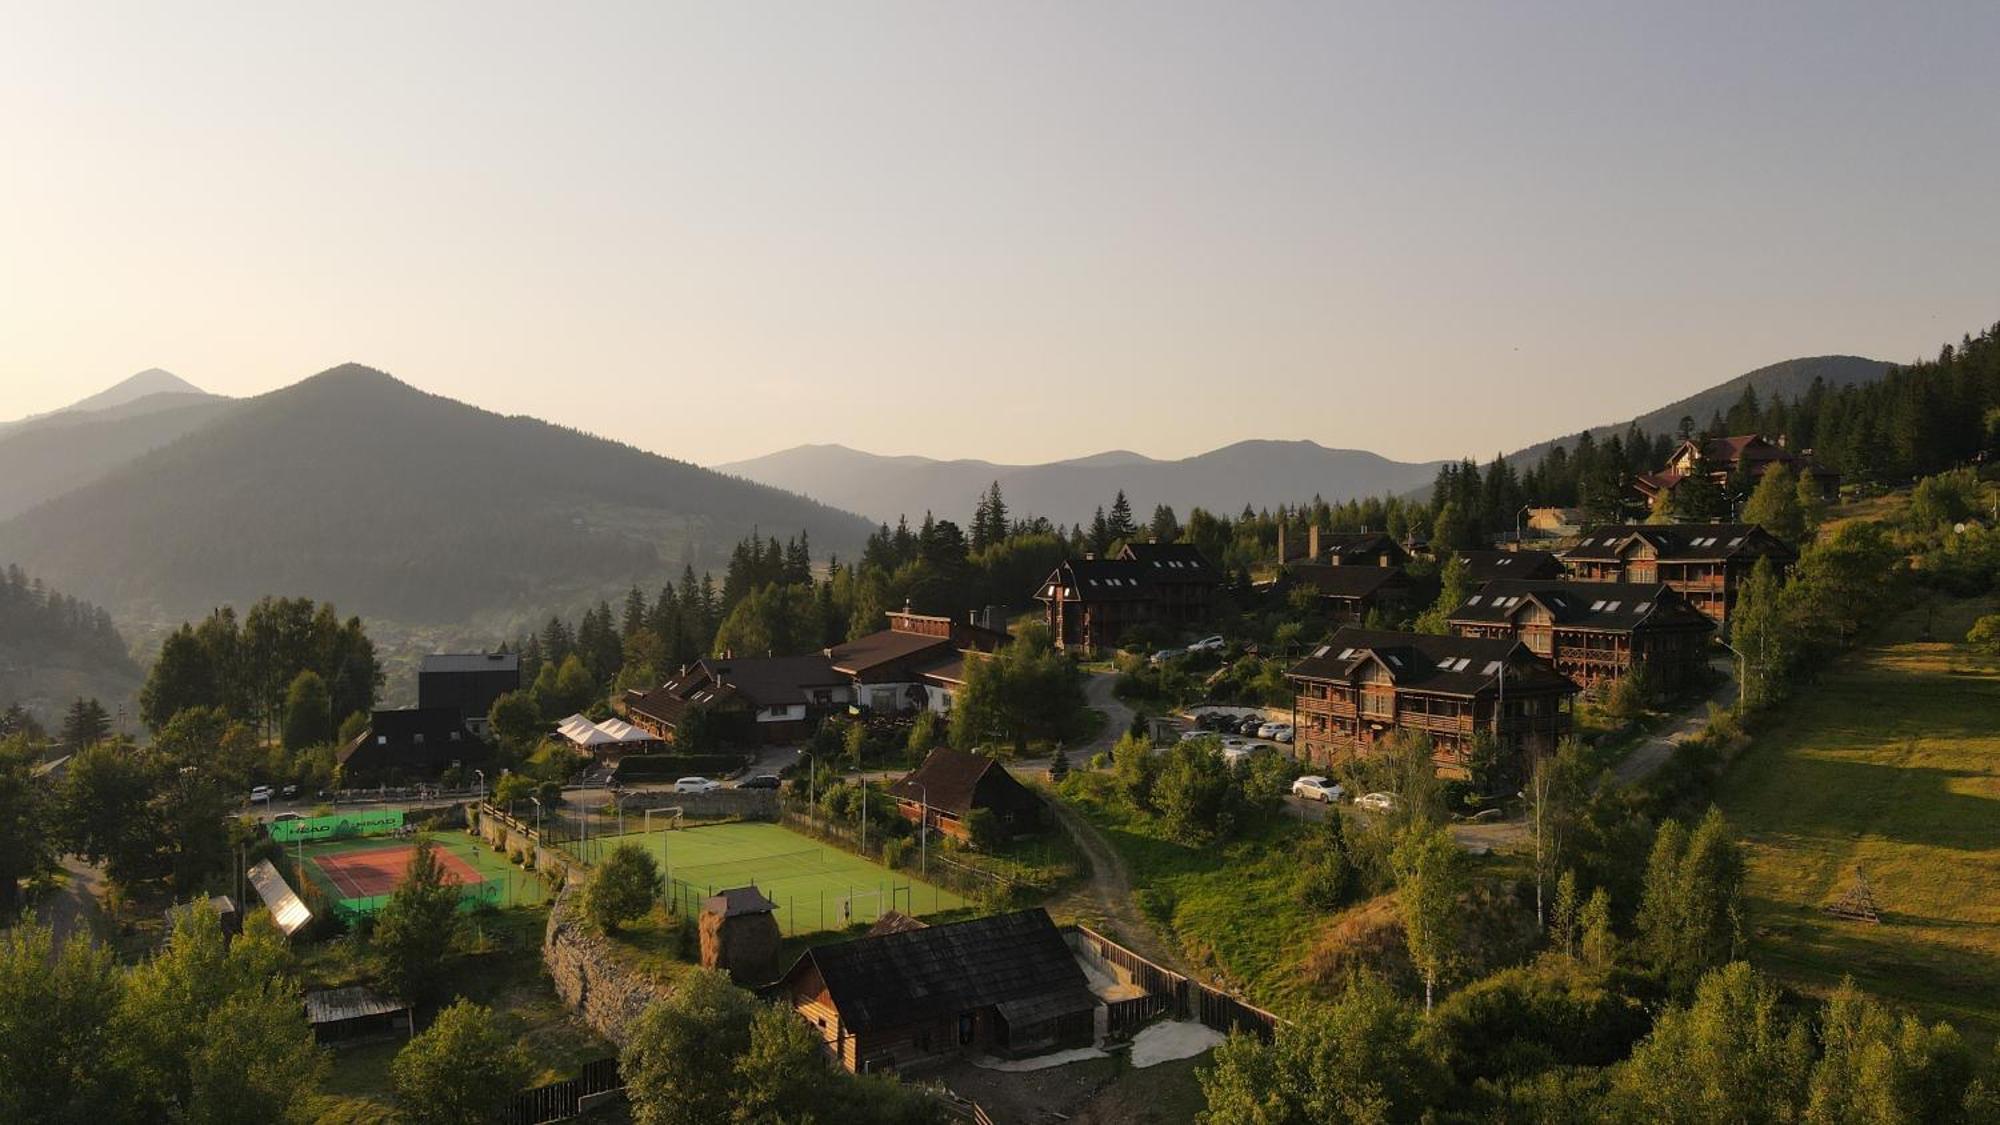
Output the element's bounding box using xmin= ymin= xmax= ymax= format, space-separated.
xmin=310 ymin=843 xmax=485 ymax=899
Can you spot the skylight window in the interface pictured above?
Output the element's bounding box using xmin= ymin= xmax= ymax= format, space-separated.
xmin=1386 ymin=654 xmax=1403 ymax=668
xmin=1437 ymin=657 xmax=1457 ymax=669
xmin=1337 ymin=647 xmax=1355 ymax=660
xmin=1482 ymin=660 xmax=1503 ymax=675
xmin=1313 ymin=645 xmax=1330 ymax=658
xmin=1728 ymin=537 xmax=1744 ymax=547
xmin=1634 ymin=602 xmax=1651 ymax=613
xmin=1590 ymin=600 xmax=1606 ymax=611
xmin=1467 ymin=595 xmax=1483 ymax=606
xmin=1453 ymin=657 xmax=1472 ymax=672
xmin=1604 ymin=601 xmax=1621 ymax=612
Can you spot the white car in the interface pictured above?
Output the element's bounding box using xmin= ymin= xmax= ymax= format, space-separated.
xmin=1273 ymin=727 xmax=1295 ymax=744
xmin=673 ymin=776 xmax=721 ymax=794
xmin=1150 ymin=648 xmax=1185 ymax=666
xmin=1219 ymin=736 xmax=1248 ymax=751
xmin=1189 ymin=635 xmax=1226 ymax=652
xmin=1256 ymin=720 xmax=1287 ymax=739
xmin=1178 ymin=729 xmax=1211 ymax=743
xmin=1356 ymin=791 xmax=1399 ymax=812
xmin=248 ymin=785 xmax=274 ymax=804
xmin=1221 ymin=746 xmax=1252 ymax=766
xmin=1291 ymin=775 xmax=1343 ymax=802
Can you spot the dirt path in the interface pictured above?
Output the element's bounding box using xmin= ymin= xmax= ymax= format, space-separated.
xmin=43 ymin=856 xmax=106 ymax=950
xmin=1082 ymin=671 xmax=1132 ymax=756
xmin=1609 ymin=659 xmax=1739 ymax=785
xmin=1046 ymin=798 xmax=1191 ymax=975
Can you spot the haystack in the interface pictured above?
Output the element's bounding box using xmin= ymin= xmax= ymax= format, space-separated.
xmin=699 ymin=886 xmax=781 ymax=984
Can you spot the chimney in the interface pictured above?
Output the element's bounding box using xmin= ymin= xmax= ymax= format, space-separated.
xmin=1380 ymin=553 xmax=1391 ymax=568
xmin=1277 ymin=524 xmax=1287 ymax=564
xmin=1309 ymin=524 xmax=1320 ymax=560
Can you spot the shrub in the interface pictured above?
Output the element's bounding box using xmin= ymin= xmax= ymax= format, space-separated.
xmin=1089 ymin=752 xmax=1109 ymax=771
xmin=391 ymin=999 xmax=530 ymax=1125
xmin=881 ymin=838 xmax=911 ymax=870
xmin=612 ymin=754 xmax=749 ymax=782
xmin=963 ymin=808 xmax=1004 ymax=852
xmin=586 ymin=845 xmax=663 ymax=934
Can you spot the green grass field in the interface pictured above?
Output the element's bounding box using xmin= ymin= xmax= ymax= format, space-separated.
xmin=571 ymin=821 xmax=968 ymax=935
xmin=1719 ymin=597 xmax=2000 ymax=1045
xmin=291 ymin=831 xmax=549 ymax=916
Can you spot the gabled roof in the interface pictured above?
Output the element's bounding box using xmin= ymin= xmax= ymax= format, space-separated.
xmin=420 ymin=652 xmax=520 ymax=676
xmin=1314 ymin=531 xmax=1407 ymax=564
xmin=786 ymin=908 xmax=1093 ymax=1034
xmin=627 ymin=672 xmax=745 ymax=729
xmin=1118 ymin=541 xmax=1221 ymax=583
xmin=1449 ymin=580 xmax=1716 ymax=634
xmin=699 ymin=655 xmax=845 ymax=706
xmin=1037 ymin=557 xmax=1157 ymax=602
xmin=1287 ymin=562 xmax=1408 ymax=599
xmin=887 ymin=746 xmax=1038 ymax=817
xmin=1562 ymin=524 xmax=1796 ymax=563
xmin=1286 ymin=627 xmax=1576 ymax=697
xmin=826 ymin=629 xmax=957 ymax=675
xmin=1453 ymin=549 xmax=1564 ymax=583
xmin=703 ymin=886 xmax=778 ymax=917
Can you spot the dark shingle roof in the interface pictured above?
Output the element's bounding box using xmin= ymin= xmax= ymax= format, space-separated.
xmin=1119 ymin=541 xmax=1221 ymax=583
xmin=1286 ymin=627 xmax=1576 ymax=697
xmin=1562 ymin=524 xmax=1795 ymax=563
xmin=792 ymin=908 xmax=1093 ymax=1034
xmin=887 ymin=746 xmax=1032 ymax=816
xmin=1287 ymin=563 xmax=1407 ymax=599
xmin=698 ymin=655 xmax=845 ymax=706
xmin=1449 ymin=580 xmax=1716 ymax=633
xmin=1453 ymin=550 xmax=1564 ymax=583
xmin=420 ymin=652 xmax=520 ymax=675
xmin=1038 ymin=558 xmax=1157 ymax=603
xmin=826 ymin=629 xmax=957 ymax=675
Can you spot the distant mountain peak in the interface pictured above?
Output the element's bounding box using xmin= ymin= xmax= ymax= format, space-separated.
xmin=53 ymin=368 xmax=207 ymax=416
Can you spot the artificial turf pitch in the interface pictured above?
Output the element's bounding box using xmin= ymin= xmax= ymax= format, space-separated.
xmin=572 ymin=820 xmax=969 ymax=935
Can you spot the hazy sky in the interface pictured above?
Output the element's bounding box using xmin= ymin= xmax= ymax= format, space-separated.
xmin=4 ymin=3 xmax=1997 ymax=467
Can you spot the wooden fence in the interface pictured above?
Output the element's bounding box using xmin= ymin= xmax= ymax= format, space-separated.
xmin=1065 ymin=924 xmax=1283 ymax=1041
xmin=503 ymin=1057 xmax=621 ymax=1125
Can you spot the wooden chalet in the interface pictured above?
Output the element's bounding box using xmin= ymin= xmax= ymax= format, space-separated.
xmin=1285 ymin=627 xmax=1576 ymax=779
xmin=1284 ymin=562 xmax=1412 ymax=624
xmin=1036 ymin=542 xmax=1220 ymax=652
xmin=1633 ymin=433 xmax=1839 ymax=506
xmin=887 ymin=747 xmax=1044 ymax=842
xmin=781 ymin=908 xmax=1097 ymax=1073
xmin=1285 ymin=526 xmax=1410 ymax=569
xmin=336 ymin=707 xmax=493 ymax=782
xmin=1452 ymin=549 xmax=1566 ymax=584
xmin=1560 ymin=523 xmax=1796 ymax=628
xmin=627 ymin=655 xmax=850 ymax=745
xmin=825 ymin=610 xmax=1008 ymax=715
xmin=1447 ymin=580 xmax=1716 ymax=692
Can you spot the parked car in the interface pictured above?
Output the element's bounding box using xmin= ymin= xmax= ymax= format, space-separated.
xmin=280 ymin=783 xmax=299 ymax=799
xmin=673 ymin=776 xmax=721 ymax=794
xmin=1256 ymin=720 xmax=1286 ymax=739
xmin=1178 ymin=729 xmax=1210 ymax=743
xmin=248 ymin=785 xmax=273 ymax=804
xmin=1219 ymin=736 xmax=1248 ymax=751
xmin=1290 ymin=775 xmax=1343 ymax=802
xmin=1221 ymin=747 xmax=1251 ymax=766
xmin=1272 ymin=726 xmax=1295 ymax=744
xmin=1237 ymin=716 xmax=1264 ymax=736
xmin=1189 ymin=635 xmax=1226 ymax=652
xmin=1150 ymin=648 xmax=1185 ymax=666
xmin=1200 ymin=712 xmax=1234 ymax=731
xmin=1356 ymin=791 xmax=1399 ymax=812
xmin=735 ymin=774 xmax=782 ymax=790
xmin=271 ymin=811 xmax=302 ymax=824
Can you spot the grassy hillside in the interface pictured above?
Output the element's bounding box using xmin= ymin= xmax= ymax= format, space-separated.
xmin=1719 ymin=596 xmax=2000 ymax=1045
xmin=0 ymin=365 xmax=874 ymax=628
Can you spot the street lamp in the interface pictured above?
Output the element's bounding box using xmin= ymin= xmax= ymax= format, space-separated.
xmin=1514 ymin=504 xmax=1535 ymax=545
xmin=473 ymin=769 xmax=486 ymax=802
xmin=1715 ymin=639 xmax=1748 ymax=707
xmin=529 ymin=795 xmax=543 ymax=841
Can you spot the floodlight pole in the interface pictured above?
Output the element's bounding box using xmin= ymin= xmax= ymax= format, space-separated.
xmin=914 ymin=781 xmax=930 ymax=876
xmin=474 ymin=769 xmax=485 ymax=802
xmin=529 ymin=796 xmax=543 ymax=841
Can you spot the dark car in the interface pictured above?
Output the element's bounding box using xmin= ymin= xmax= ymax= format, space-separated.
xmin=1237 ymin=717 xmax=1264 ymax=736
xmin=735 ymin=774 xmax=783 ymax=790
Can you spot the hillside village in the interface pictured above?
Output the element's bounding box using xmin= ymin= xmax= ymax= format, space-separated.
xmin=4 ymin=323 xmax=1999 ymax=1124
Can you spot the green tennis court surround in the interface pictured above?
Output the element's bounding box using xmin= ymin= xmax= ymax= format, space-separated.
xmin=268 ymin=808 xmax=404 ymax=843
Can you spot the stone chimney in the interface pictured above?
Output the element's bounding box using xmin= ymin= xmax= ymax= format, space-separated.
xmin=1308 ymin=524 xmax=1320 ymax=561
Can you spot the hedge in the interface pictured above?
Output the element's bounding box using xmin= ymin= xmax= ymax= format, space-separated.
xmin=611 ymin=753 xmax=750 ymax=781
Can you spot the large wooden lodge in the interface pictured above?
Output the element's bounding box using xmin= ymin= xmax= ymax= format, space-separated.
xmin=1447 ymin=579 xmax=1716 ymax=692
xmin=1038 ymin=541 xmax=1220 ymax=651
xmin=1285 ymin=627 xmax=1576 ymax=779
xmin=1560 ymin=523 xmax=1795 ymax=628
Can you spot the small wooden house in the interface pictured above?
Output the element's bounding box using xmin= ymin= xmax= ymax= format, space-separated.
xmin=780 ymin=908 xmax=1097 ymax=1073
xmin=887 ymin=747 xmax=1044 ymax=843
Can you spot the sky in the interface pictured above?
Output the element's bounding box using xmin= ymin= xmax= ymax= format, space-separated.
xmin=3 ymin=2 xmax=1998 ymax=468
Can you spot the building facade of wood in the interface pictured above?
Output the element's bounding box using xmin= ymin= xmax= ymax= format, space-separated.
xmin=825 ymin=611 xmax=1009 ymax=715
xmin=1036 ymin=542 xmax=1220 ymax=652
xmin=1560 ymin=523 xmax=1796 ymax=629
xmin=1285 ymin=627 xmax=1577 ymax=780
xmin=1446 ymin=580 xmax=1716 ymax=692
xmin=417 ymin=652 xmax=521 ymax=736
xmin=1282 ymin=562 xmax=1412 ymax=624
xmin=626 ymin=655 xmax=852 ymax=745
xmin=780 ymin=908 xmax=1098 ymax=1073
xmin=1633 ymin=433 xmax=1840 ymax=506
xmin=887 ymin=747 xmax=1044 ymax=842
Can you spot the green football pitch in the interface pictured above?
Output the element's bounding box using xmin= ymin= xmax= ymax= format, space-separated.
xmin=570 ymin=820 xmax=969 ymax=935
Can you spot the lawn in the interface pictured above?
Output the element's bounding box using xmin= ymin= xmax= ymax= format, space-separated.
xmin=305 ymin=907 xmax=613 ymax=1123
xmin=1718 ymin=596 xmax=2000 ymax=1046
xmin=569 ymin=820 xmax=968 ymax=935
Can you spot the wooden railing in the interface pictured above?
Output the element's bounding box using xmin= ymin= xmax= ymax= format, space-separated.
xmin=505 ymin=1057 xmax=621 ymax=1125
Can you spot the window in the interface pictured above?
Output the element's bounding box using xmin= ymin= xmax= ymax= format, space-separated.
xmin=1437 ymin=657 xmax=1457 ymax=670
xmin=1604 ymin=601 xmax=1621 ymax=612
xmin=1482 ymin=660 xmax=1503 ymax=675
xmin=413 ymin=733 xmax=425 ymax=745
xmin=1590 ymin=600 xmax=1607 ymax=611
xmin=1453 ymin=657 xmax=1472 ymax=672
xmin=1634 ymin=601 xmax=1651 ymax=614
xmin=1337 ymin=647 xmax=1355 ymax=660
xmin=376 ymin=734 xmax=387 ymax=746
xmin=1467 ymin=595 xmax=1483 ymax=605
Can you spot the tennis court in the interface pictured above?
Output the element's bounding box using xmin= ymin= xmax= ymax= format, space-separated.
xmin=290 ymin=832 xmax=548 ymax=918
xmin=573 ymin=820 xmax=969 ymax=935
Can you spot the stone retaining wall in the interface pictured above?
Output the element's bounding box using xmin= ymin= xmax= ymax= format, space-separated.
xmin=617 ymin=787 xmax=780 ymax=821
xmin=542 ymin=882 xmax=671 ymax=1045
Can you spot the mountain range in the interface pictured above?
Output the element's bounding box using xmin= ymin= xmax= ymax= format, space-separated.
xmin=0 ymin=366 xmax=874 ymax=639
xmin=716 ymin=441 xmax=1450 ymax=528
xmin=717 ymin=354 xmax=1894 ymax=525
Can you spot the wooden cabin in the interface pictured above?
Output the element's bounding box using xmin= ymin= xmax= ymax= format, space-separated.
xmin=780 ymin=908 xmax=1098 ymax=1073
xmin=1560 ymin=524 xmax=1796 ymax=629
xmin=1633 ymin=434 xmax=1840 ymax=507
xmin=1285 ymin=627 xmax=1577 ymax=780
xmin=1283 ymin=562 xmax=1412 ymax=624
xmin=1447 ymin=580 xmax=1715 ymax=692
xmin=887 ymin=747 xmax=1044 ymax=843
xmin=627 ymin=655 xmax=852 ymax=745
xmin=1451 ymin=549 xmax=1566 ymax=584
